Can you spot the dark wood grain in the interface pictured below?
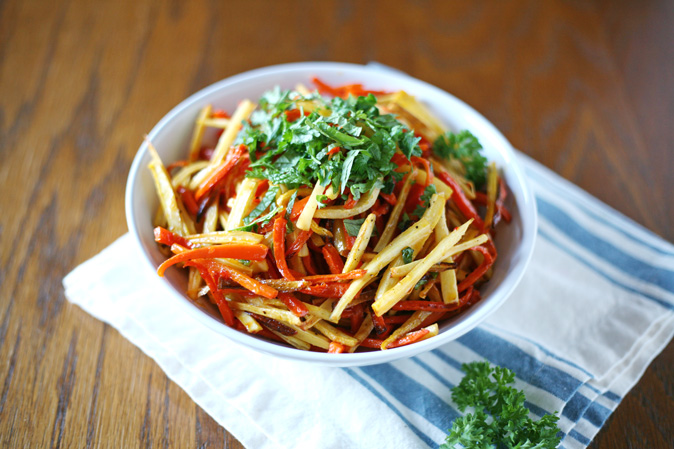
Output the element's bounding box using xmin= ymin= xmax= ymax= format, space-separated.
xmin=0 ymin=1 xmax=671 ymax=448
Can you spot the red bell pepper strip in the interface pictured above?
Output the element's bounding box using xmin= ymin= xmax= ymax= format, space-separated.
xmin=190 ymin=264 xmax=234 ymax=327
xmin=383 ymin=315 xmax=414 ymax=325
xmin=302 ymin=254 xmax=318 ymax=276
xmin=372 ymin=313 xmax=389 ymax=335
xmin=277 ymin=292 xmax=309 ymax=317
xmin=380 ymin=191 xmax=397 ymax=206
xmin=321 ymin=243 xmax=345 ymax=274
xmin=436 ymin=169 xmax=485 ymax=231
xmin=194 ymin=144 xmax=246 ymax=202
xmin=157 ymin=243 xmax=268 ymax=276
xmin=177 ymin=186 xmax=199 ymax=216
xmin=349 ymin=303 xmax=364 ymax=334
xmin=405 ymin=183 xmax=427 ymax=215
xmin=273 ymin=217 xmax=295 ymax=280
xmin=154 ymin=226 xmax=192 ymax=248
xmin=359 ymin=338 xmax=385 ymax=349
xmin=457 ymin=246 xmax=495 ymax=292
xmin=328 ymin=341 xmax=347 ymax=353
xmin=286 ymin=229 xmax=313 ymax=257
xmin=343 ymin=192 xmax=357 ymax=209
xmin=387 ymin=328 xmax=431 ymax=349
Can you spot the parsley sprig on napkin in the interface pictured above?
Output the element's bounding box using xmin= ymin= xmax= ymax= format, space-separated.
xmin=442 ymin=362 xmax=561 ymax=449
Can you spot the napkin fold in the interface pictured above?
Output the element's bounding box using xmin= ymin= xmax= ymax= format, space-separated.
xmin=64 ymin=153 xmax=674 ymax=449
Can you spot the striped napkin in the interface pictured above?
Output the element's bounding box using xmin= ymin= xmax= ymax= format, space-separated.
xmin=63 ymin=153 xmax=674 ymax=449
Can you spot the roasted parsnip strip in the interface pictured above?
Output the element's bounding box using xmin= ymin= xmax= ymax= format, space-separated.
xmin=329 ymin=193 xmax=445 ymax=321
xmin=189 ymin=100 xmax=256 ymax=189
xmin=343 ymin=213 xmax=376 ymax=273
xmin=373 ymin=174 xmax=414 ymax=252
xmin=373 ymin=220 xmax=472 ymax=316
xmin=314 ymin=188 xmax=380 ymax=219
xmin=434 ymin=207 xmax=459 ymax=304
xmin=186 ymin=231 xmax=265 ymax=246
xmin=225 ymin=178 xmax=258 ymax=230
xmin=313 ymin=321 xmax=359 ymax=346
xmin=297 ymin=181 xmax=326 ymax=231
xmin=228 ymin=302 xmax=302 ymax=326
xmin=389 ymin=233 xmax=489 ymax=278
xmin=147 ymin=141 xmax=193 ymax=236
xmin=188 ymin=104 xmax=212 ymax=161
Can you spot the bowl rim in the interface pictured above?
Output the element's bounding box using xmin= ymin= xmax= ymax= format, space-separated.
xmin=125 ymin=61 xmax=538 ymax=366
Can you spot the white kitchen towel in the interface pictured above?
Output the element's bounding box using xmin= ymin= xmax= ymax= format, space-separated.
xmin=63 ymin=153 xmax=674 ymax=449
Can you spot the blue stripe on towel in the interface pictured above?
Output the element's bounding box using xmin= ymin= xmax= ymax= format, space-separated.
xmin=343 ymin=367 xmax=436 ymax=448
xmin=525 ymin=164 xmax=674 ymax=257
xmin=358 ymin=363 xmax=460 ymax=431
xmin=536 ymin=197 xmax=674 ymax=294
xmin=538 ymin=227 xmax=674 ymax=311
xmin=458 ymin=328 xmax=583 ymax=401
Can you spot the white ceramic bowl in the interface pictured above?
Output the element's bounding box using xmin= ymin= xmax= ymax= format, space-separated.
xmin=125 ymin=62 xmax=537 ymax=367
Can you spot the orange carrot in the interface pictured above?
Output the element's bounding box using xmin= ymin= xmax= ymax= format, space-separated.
xmin=157 ymin=243 xmax=268 ymax=276
xmin=321 ymin=243 xmax=344 ymax=274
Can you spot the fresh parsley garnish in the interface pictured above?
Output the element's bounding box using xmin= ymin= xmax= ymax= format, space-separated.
xmin=441 ymin=361 xmax=561 ymax=449
xmin=401 ymin=247 xmax=414 ymax=264
xmin=433 ymin=130 xmax=488 ymax=189
xmin=240 ymin=90 xmax=421 ymax=199
xmin=344 ymin=218 xmax=366 ymax=237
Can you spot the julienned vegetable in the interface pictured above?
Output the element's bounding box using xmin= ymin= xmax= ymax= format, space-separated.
xmin=442 ymin=361 xmax=561 ymax=449
xmin=147 ymin=78 xmax=511 ymax=352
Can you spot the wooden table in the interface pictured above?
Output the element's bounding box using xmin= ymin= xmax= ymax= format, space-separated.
xmin=1 ymin=1 xmax=671 ymax=447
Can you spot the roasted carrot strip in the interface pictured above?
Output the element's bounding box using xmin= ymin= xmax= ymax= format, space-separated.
xmin=387 ymin=328 xmax=430 ymax=349
xmin=328 ymin=341 xmax=347 ymax=353
xmin=343 ymin=192 xmax=357 ymax=209
xmin=278 ymin=292 xmax=309 ymax=317
xmin=153 ymin=226 xmax=192 ymax=248
xmin=321 ymin=243 xmax=344 ymax=274
xmin=194 ymin=144 xmax=245 ymax=202
xmin=273 ymin=217 xmax=295 ymax=280
xmin=457 ymin=246 xmax=494 ymax=292
xmin=302 ymin=254 xmax=318 ymax=275
xmin=157 ymin=243 xmax=267 ymax=276
xmin=300 ymin=269 xmax=366 ymax=283
xmin=166 ymin=160 xmax=189 ymax=173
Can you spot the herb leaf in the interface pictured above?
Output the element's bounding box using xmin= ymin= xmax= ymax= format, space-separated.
xmin=433 ymin=130 xmax=488 ymax=189
xmin=244 ymin=186 xmax=280 ymax=225
xmin=401 ymin=247 xmax=414 ymax=264
xmin=344 ymin=218 xmax=366 ymax=237
xmin=440 ymin=361 xmax=561 ymax=449
xmin=241 ymin=88 xmax=421 ymax=197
